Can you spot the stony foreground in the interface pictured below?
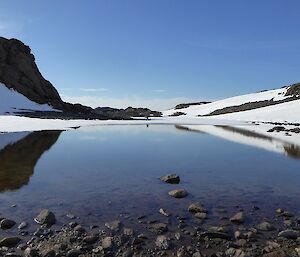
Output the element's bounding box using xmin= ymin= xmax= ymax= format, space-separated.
xmin=1 ymin=175 xmax=300 ymax=256
xmin=1 ymin=204 xmax=300 ymax=257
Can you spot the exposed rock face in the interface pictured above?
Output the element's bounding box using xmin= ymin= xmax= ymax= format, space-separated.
xmin=0 ymin=37 xmax=62 ymax=107
xmin=95 ymin=106 xmax=162 ymax=118
xmin=175 ymin=101 xmax=211 ymax=110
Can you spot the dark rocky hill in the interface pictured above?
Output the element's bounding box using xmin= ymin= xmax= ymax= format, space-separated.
xmin=0 ymin=37 xmax=159 ymax=120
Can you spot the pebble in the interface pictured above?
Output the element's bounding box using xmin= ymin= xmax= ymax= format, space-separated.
xmin=102 ymin=236 xmax=113 ymax=249
xmin=155 ymin=235 xmax=170 ymax=250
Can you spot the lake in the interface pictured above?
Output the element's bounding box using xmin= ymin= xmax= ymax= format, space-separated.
xmin=0 ymin=124 xmax=300 ymax=239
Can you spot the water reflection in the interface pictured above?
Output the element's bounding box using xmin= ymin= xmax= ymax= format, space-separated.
xmin=0 ymin=131 xmax=62 ymax=192
xmin=175 ymin=125 xmax=300 ymax=159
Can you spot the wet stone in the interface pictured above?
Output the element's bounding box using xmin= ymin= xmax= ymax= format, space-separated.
xmin=0 ymin=219 xmax=16 ymax=229
xmin=168 ymin=189 xmax=188 ymax=198
xmin=230 ymin=211 xmax=245 ymax=224
xmin=0 ymin=237 xmax=21 ymax=248
xmin=155 ymin=235 xmax=170 ymax=250
xmin=188 ymin=202 xmax=207 ymax=213
xmin=34 ymin=210 xmax=56 ymax=226
xmin=160 ymin=174 xmax=180 ymax=184
xmin=105 ymin=220 xmax=121 ymax=231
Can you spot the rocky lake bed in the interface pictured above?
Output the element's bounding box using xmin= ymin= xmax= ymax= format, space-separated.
xmin=1 ymin=175 xmax=300 ymax=257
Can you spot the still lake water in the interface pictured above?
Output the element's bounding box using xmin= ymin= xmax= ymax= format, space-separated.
xmin=0 ymin=124 xmax=300 ymax=234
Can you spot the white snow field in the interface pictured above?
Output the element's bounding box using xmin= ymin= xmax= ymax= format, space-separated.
xmin=163 ymin=87 xmax=293 ymax=117
xmin=0 ymin=83 xmax=56 ymax=114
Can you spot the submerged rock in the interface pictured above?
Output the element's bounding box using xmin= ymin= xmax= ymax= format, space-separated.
xmin=257 ymin=221 xmax=274 ymax=231
xmin=159 ymin=208 xmax=170 ymax=217
xmin=201 ymin=231 xmax=231 ymax=240
xmin=230 ymin=212 xmax=245 ymax=224
xmin=160 ymin=174 xmax=180 ymax=184
xmin=194 ymin=212 xmax=207 ymax=219
xmin=149 ymin=223 xmax=168 ymax=234
xmin=168 ymin=189 xmax=188 ymax=198
xmin=188 ymin=202 xmax=207 ymax=213
xmin=0 ymin=219 xmax=16 ymax=229
xmin=18 ymin=221 xmax=28 ymax=230
xmin=34 ymin=210 xmax=56 ymax=226
xmin=278 ymin=229 xmax=300 ymax=239
xmin=0 ymin=237 xmax=21 ymax=247
xmin=105 ymin=220 xmax=121 ymax=231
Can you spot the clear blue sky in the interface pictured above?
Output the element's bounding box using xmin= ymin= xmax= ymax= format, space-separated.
xmin=0 ymin=0 xmax=299 ymax=109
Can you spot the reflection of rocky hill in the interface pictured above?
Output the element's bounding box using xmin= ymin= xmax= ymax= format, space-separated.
xmin=0 ymin=131 xmax=61 ymax=192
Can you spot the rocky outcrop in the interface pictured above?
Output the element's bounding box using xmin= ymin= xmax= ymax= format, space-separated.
xmin=174 ymin=101 xmax=211 ymax=110
xmin=95 ymin=106 xmax=162 ymax=118
xmin=285 ymin=83 xmax=300 ymax=97
xmin=0 ymin=37 xmax=62 ymax=108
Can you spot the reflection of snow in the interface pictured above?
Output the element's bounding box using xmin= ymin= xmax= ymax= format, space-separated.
xmin=176 ymin=125 xmax=300 ymax=159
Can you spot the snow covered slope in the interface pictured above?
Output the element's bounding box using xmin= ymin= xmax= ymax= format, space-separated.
xmin=205 ymin=99 xmax=300 ymax=123
xmin=163 ymin=87 xmax=292 ymax=117
xmin=0 ymin=83 xmax=57 ymax=114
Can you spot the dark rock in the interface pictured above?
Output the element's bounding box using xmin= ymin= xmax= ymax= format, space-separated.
xmin=66 ymin=249 xmax=82 ymax=257
xmin=188 ymin=203 xmax=207 ymax=213
xmin=200 ymin=231 xmax=231 ymax=240
xmin=34 ymin=210 xmax=56 ymax=226
xmin=160 ymin=174 xmax=180 ymax=184
xmin=149 ymin=223 xmax=168 ymax=234
xmin=278 ymin=229 xmax=300 ymax=239
xmin=0 ymin=237 xmax=21 ymax=247
xmin=82 ymin=235 xmax=98 ymax=244
xmin=0 ymin=219 xmax=16 ymax=229
xmin=168 ymin=189 xmax=188 ymax=198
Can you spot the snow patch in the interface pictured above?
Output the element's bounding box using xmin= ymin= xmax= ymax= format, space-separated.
xmin=0 ymin=83 xmax=58 ymax=114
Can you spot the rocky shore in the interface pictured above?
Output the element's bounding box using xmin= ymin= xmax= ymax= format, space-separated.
xmin=0 ymin=175 xmax=300 ymax=256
